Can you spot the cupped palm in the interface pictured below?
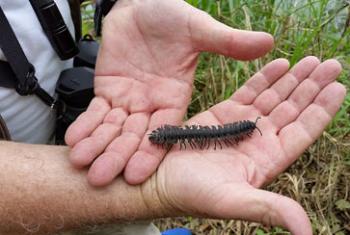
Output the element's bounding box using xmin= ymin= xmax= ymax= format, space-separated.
xmin=154 ymin=57 xmax=345 ymax=235
xmin=65 ymin=0 xmax=273 ymax=186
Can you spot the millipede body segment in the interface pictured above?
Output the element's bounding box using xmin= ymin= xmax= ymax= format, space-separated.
xmin=149 ymin=117 xmax=262 ymax=150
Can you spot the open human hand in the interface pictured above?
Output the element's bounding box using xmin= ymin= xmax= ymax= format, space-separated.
xmin=151 ymin=57 xmax=345 ymax=235
xmin=64 ymin=0 xmax=273 ymax=186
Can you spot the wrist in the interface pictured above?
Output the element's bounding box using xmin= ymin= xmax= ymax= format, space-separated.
xmin=138 ymin=172 xmax=184 ymax=219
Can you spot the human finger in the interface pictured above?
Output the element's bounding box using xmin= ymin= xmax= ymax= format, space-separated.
xmin=279 ymin=82 xmax=346 ymax=163
xmin=190 ymin=8 xmax=274 ymax=60
xmin=65 ymin=97 xmax=111 ymax=146
xmin=124 ymin=108 xmax=186 ymax=185
xmin=269 ymin=59 xmax=342 ymax=131
xmin=87 ymin=112 xmax=150 ymax=186
xmin=69 ymin=108 xmax=128 ymax=168
xmin=253 ymin=56 xmax=320 ymax=115
xmin=210 ymin=185 xmax=312 ymax=235
xmin=229 ymin=59 xmax=290 ymax=105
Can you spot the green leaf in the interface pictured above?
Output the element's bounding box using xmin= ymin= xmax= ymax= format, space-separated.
xmin=256 ymin=229 xmax=267 ymax=235
xmin=335 ymin=231 xmax=346 ymax=235
xmin=335 ymin=199 xmax=350 ymax=211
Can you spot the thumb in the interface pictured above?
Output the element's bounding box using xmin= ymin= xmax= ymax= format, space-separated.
xmin=209 ymin=185 xmax=312 ymax=235
xmin=189 ymin=9 xmax=274 ymax=60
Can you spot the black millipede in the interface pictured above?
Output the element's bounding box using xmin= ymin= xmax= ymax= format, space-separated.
xmin=149 ymin=117 xmax=262 ymax=150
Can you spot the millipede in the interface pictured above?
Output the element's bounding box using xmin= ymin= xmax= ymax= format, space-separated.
xmin=149 ymin=117 xmax=262 ymax=150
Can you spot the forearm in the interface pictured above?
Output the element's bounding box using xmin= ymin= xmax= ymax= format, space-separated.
xmin=0 ymin=142 xmax=166 ymax=234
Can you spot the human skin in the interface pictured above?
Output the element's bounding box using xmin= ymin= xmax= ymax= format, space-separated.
xmin=1 ymin=57 xmax=345 ymax=235
xmin=65 ymin=0 xmax=275 ymax=186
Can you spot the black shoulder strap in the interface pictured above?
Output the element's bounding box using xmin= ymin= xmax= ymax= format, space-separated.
xmin=95 ymin=0 xmax=118 ymax=36
xmin=28 ymin=0 xmax=79 ymax=60
xmin=68 ymin=0 xmax=83 ymax=41
xmin=0 ymin=6 xmax=56 ymax=108
xmin=0 ymin=61 xmax=16 ymax=89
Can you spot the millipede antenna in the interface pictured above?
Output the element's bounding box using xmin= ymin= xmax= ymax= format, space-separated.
xmin=255 ymin=117 xmax=263 ymax=136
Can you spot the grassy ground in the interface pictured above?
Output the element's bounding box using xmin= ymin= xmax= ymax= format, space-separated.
xmin=82 ymin=1 xmax=350 ymax=234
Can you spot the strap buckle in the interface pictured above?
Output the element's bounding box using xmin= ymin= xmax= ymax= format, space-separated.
xmin=15 ymin=64 xmax=39 ymax=96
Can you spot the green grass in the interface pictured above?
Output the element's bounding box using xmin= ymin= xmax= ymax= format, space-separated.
xmin=82 ymin=1 xmax=350 ymax=234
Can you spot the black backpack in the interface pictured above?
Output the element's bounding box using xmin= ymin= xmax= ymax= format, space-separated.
xmin=0 ymin=0 xmax=102 ymax=144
